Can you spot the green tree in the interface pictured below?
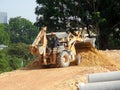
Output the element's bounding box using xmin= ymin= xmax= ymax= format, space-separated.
xmin=0 ymin=24 xmax=10 ymax=45
xmin=8 ymin=17 xmax=39 ymax=44
xmin=0 ymin=49 xmax=12 ymax=73
xmin=0 ymin=43 xmax=35 ymax=73
xmin=35 ymin=0 xmax=120 ymax=49
xmin=8 ymin=43 xmax=34 ymax=67
xmin=0 ymin=48 xmax=23 ymax=73
xmin=35 ymin=0 xmax=86 ymax=31
xmin=94 ymin=0 xmax=120 ymax=49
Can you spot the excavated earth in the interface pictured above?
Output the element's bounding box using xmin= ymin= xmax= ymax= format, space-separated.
xmin=0 ymin=47 xmax=120 ymax=90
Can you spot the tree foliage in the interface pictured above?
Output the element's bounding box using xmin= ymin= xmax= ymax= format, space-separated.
xmin=0 ymin=43 xmax=34 ymax=73
xmin=35 ymin=0 xmax=96 ymax=31
xmin=0 ymin=17 xmax=39 ymax=73
xmin=35 ymin=0 xmax=120 ymax=49
xmin=95 ymin=0 xmax=120 ymax=49
xmin=0 ymin=24 xmax=10 ymax=45
xmin=8 ymin=17 xmax=39 ymax=44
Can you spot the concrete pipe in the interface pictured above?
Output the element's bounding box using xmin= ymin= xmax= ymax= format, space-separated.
xmin=78 ymin=80 xmax=120 ymax=90
xmin=88 ymin=71 xmax=120 ymax=83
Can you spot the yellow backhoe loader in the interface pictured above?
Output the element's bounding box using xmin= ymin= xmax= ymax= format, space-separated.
xmin=29 ymin=26 xmax=96 ymax=67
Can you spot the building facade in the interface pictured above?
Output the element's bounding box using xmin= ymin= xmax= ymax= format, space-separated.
xmin=0 ymin=12 xmax=7 ymax=23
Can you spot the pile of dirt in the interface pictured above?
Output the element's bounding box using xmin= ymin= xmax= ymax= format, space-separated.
xmin=76 ymin=46 xmax=120 ymax=71
xmin=24 ymin=57 xmax=42 ymax=69
xmin=100 ymin=50 xmax=120 ymax=63
xmin=26 ymin=44 xmax=120 ymax=71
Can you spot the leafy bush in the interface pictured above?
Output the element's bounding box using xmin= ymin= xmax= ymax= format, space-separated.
xmin=0 ymin=43 xmax=34 ymax=73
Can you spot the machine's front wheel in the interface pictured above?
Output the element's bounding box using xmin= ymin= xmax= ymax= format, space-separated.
xmin=57 ymin=51 xmax=70 ymax=67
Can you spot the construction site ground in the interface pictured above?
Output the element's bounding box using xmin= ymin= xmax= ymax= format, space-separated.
xmin=0 ymin=48 xmax=120 ymax=90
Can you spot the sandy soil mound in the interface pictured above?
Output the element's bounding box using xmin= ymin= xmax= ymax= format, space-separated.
xmin=76 ymin=47 xmax=120 ymax=71
xmin=0 ymin=66 xmax=110 ymax=90
xmin=24 ymin=57 xmax=42 ymax=69
xmin=0 ymin=49 xmax=120 ymax=90
xmin=26 ymin=46 xmax=120 ymax=71
xmin=25 ymin=42 xmax=120 ymax=71
xmin=101 ymin=50 xmax=120 ymax=63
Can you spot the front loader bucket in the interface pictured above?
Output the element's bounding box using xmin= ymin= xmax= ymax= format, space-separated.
xmin=75 ymin=42 xmax=94 ymax=49
xmin=75 ymin=37 xmax=96 ymax=50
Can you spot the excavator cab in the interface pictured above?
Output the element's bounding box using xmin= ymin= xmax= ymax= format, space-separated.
xmin=47 ymin=34 xmax=59 ymax=49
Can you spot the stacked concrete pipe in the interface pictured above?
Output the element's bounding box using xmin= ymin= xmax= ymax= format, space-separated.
xmin=78 ymin=71 xmax=120 ymax=90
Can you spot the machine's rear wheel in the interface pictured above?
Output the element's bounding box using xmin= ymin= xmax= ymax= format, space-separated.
xmin=57 ymin=51 xmax=70 ymax=67
xmin=75 ymin=54 xmax=81 ymax=65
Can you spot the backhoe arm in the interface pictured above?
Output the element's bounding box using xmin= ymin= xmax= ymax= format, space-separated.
xmin=29 ymin=27 xmax=47 ymax=55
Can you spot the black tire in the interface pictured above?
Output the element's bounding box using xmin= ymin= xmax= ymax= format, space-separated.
xmin=57 ymin=51 xmax=70 ymax=67
xmin=75 ymin=54 xmax=81 ymax=65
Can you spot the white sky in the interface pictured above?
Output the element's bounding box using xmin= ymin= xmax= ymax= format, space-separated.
xmin=0 ymin=0 xmax=37 ymax=23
